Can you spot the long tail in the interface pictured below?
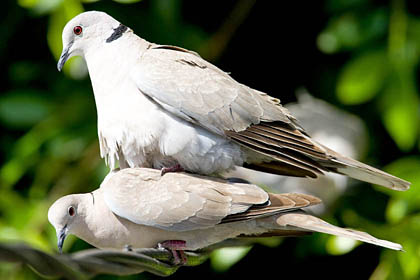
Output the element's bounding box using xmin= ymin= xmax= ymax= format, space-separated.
xmin=275 ymin=211 xmax=402 ymax=251
xmin=229 ymin=122 xmax=410 ymax=191
xmin=321 ymin=145 xmax=410 ymax=191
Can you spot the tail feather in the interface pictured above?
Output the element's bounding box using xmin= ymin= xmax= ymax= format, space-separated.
xmin=232 ymin=122 xmax=410 ymax=191
xmin=275 ymin=211 xmax=403 ymax=251
xmin=323 ymin=145 xmax=410 ymax=191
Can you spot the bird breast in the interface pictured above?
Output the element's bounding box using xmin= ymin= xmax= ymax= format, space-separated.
xmin=84 ymin=38 xmax=244 ymax=173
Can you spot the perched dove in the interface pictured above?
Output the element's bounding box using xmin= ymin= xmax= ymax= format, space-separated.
xmin=48 ymin=168 xmax=402 ymax=257
xmin=57 ymin=11 xmax=410 ymax=191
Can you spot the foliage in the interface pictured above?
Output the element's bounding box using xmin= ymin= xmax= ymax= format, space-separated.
xmin=0 ymin=0 xmax=419 ymax=279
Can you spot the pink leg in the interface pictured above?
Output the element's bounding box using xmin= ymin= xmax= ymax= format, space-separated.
xmin=158 ymin=240 xmax=187 ymax=265
xmin=160 ymin=164 xmax=184 ymax=176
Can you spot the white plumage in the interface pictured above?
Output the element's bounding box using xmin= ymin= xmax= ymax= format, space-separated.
xmin=57 ymin=11 xmax=410 ymax=190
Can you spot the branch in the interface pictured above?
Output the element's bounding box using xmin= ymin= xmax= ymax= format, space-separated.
xmin=0 ymin=243 xmax=211 ymax=279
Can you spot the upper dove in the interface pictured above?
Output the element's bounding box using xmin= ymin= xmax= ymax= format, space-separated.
xmin=58 ymin=11 xmax=410 ymax=191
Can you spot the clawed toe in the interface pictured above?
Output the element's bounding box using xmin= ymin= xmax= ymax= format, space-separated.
xmin=160 ymin=164 xmax=184 ymax=176
xmin=158 ymin=240 xmax=187 ymax=265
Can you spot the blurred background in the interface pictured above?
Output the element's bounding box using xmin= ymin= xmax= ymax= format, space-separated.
xmin=1 ymin=0 xmax=420 ymax=279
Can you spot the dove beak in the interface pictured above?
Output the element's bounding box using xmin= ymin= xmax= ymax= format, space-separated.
xmin=57 ymin=225 xmax=68 ymax=253
xmin=57 ymin=41 xmax=73 ymax=72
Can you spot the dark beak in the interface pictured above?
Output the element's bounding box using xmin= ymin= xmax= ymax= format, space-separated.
xmin=57 ymin=41 xmax=73 ymax=72
xmin=57 ymin=226 xmax=68 ymax=253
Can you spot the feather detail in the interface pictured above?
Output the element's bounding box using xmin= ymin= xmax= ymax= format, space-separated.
xmin=276 ymin=211 xmax=403 ymax=251
xmin=221 ymin=193 xmax=321 ymax=223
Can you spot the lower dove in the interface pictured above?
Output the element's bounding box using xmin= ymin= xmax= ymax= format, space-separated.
xmin=48 ymin=168 xmax=402 ymax=263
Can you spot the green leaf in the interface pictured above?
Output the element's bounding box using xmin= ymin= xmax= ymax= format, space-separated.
xmin=397 ymin=240 xmax=420 ymax=279
xmin=0 ymin=90 xmax=51 ymax=128
xmin=386 ymin=198 xmax=408 ymax=224
xmin=383 ymin=156 xmax=420 ymax=196
xmin=377 ymin=156 xmax=420 ymax=223
xmin=210 ymin=246 xmax=252 ymax=272
xmin=380 ymin=71 xmax=419 ymax=151
xmin=382 ymin=99 xmax=419 ymax=151
xmin=18 ymin=0 xmax=64 ymax=15
xmin=336 ymin=51 xmax=388 ymax=104
xmin=326 ymin=236 xmax=359 ymax=255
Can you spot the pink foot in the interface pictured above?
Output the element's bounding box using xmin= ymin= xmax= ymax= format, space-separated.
xmin=158 ymin=240 xmax=187 ymax=265
xmin=160 ymin=164 xmax=184 ymax=176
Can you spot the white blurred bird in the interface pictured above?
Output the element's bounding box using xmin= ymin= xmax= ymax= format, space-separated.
xmin=57 ymin=11 xmax=410 ymax=191
xmin=225 ymin=92 xmax=369 ymax=213
xmin=48 ymin=168 xmax=402 ymax=259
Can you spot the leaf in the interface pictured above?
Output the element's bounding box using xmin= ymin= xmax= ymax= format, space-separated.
xmin=336 ymin=51 xmax=389 ymax=104
xmin=386 ymin=198 xmax=408 ymax=224
xmin=376 ymin=156 xmax=420 ymax=223
xmin=382 ymin=98 xmax=419 ymax=151
xmin=0 ymin=90 xmax=51 ymax=128
xmin=397 ymin=240 xmax=420 ymax=279
xmin=18 ymin=0 xmax=64 ymax=15
xmin=380 ymin=70 xmax=419 ymax=151
xmin=383 ymin=156 xmax=420 ymax=198
xmin=326 ymin=236 xmax=359 ymax=255
xmin=210 ymin=246 xmax=252 ymax=272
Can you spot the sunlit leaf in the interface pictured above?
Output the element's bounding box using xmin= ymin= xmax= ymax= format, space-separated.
xmin=317 ymin=13 xmax=362 ymax=54
xmin=326 ymin=236 xmax=358 ymax=255
xmin=331 ymin=14 xmax=361 ymax=49
xmin=18 ymin=0 xmax=64 ymax=15
xmin=397 ymin=241 xmax=420 ymax=279
xmin=386 ymin=198 xmax=408 ymax=224
xmin=382 ymin=156 xmax=420 ymax=197
xmin=380 ymin=72 xmax=420 ymax=151
xmin=377 ymin=156 xmax=420 ymax=223
xmin=210 ymin=246 xmax=252 ymax=272
xmin=252 ymin=237 xmax=283 ymax=248
xmin=317 ymin=32 xmax=339 ymax=54
xmin=382 ymin=99 xmax=419 ymax=151
xmin=336 ymin=51 xmax=388 ymax=104
xmin=17 ymin=0 xmax=38 ymax=9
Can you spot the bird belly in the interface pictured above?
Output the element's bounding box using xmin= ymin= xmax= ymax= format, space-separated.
xmin=91 ymin=68 xmax=243 ymax=172
xmin=99 ymin=107 xmax=244 ymax=173
xmin=160 ymin=124 xmax=244 ymax=174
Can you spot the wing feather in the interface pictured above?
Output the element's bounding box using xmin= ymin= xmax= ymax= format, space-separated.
xmin=132 ymin=45 xmax=291 ymax=135
xmin=101 ymin=168 xmax=269 ymax=231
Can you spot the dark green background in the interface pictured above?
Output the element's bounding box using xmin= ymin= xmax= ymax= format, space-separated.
xmin=1 ymin=0 xmax=420 ymax=279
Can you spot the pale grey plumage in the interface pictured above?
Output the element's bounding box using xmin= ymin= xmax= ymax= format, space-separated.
xmin=132 ymin=47 xmax=290 ymax=134
xmin=48 ymin=168 xmax=402 ymax=252
xmin=57 ymin=11 xmax=410 ymax=191
xmin=102 ymin=168 xmax=269 ymax=231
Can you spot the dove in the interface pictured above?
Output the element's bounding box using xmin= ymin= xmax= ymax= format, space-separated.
xmin=48 ymin=168 xmax=402 ymax=261
xmin=57 ymin=11 xmax=410 ymax=191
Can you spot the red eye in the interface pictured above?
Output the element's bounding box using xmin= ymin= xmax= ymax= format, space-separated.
xmin=68 ymin=206 xmax=76 ymax=217
xmin=73 ymin=26 xmax=83 ymax=35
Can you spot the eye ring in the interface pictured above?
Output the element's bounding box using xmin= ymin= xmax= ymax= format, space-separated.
xmin=68 ymin=206 xmax=76 ymax=217
xmin=73 ymin=26 xmax=83 ymax=35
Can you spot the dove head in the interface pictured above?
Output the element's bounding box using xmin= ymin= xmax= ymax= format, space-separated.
xmin=48 ymin=194 xmax=90 ymax=253
xmin=57 ymin=11 xmax=124 ymax=71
